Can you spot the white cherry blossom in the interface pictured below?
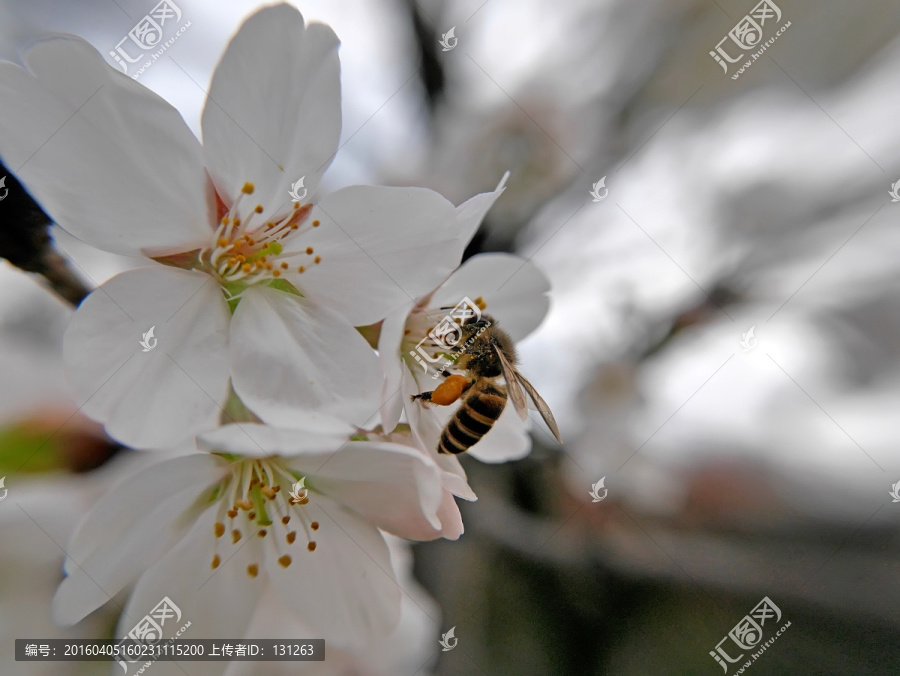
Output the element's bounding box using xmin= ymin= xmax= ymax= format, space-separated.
xmin=52 ymin=422 xmax=452 ymax=651
xmin=379 ymin=252 xmax=552 ymax=465
xmin=0 ymin=4 xmax=500 ymax=448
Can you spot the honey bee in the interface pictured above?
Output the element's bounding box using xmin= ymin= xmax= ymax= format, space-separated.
xmin=411 ymin=314 xmax=562 ymax=454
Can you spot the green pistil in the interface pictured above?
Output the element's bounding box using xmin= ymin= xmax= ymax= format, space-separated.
xmin=249 ymin=482 xmax=272 ymax=526
xmin=245 ymin=241 xmax=282 ymax=262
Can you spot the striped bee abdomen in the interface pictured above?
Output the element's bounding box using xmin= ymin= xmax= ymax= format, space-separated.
xmin=438 ymin=381 xmax=507 ymax=454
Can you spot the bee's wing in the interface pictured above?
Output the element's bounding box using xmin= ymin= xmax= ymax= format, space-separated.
xmin=494 ymin=344 xmax=528 ymax=420
xmin=514 ymin=371 xmax=563 ymax=443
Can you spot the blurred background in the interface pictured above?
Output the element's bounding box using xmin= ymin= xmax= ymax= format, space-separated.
xmin=2 ymin=0 xmax=900 ymax=673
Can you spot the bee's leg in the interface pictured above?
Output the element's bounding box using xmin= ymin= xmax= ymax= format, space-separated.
xmin=412 ymin=375 xmax=474 ymax=406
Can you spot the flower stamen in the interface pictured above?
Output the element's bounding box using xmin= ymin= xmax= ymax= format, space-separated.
xmin=205 ymin=188 xmax=318 ymax=287
xmin=212 ymin=457 xmax=322 ymax=581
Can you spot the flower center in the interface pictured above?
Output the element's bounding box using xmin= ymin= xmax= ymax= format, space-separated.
xmin=201 ymin=182 xmax=323 ymax=293
xmin=209 ymin=457 xmax=320 ymax=576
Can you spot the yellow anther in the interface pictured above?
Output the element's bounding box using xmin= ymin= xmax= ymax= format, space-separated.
xmin=241 ymin=182 xmax=255 ymax=194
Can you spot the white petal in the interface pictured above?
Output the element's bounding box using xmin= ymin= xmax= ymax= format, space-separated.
xmin=198 ymin=422 xmax=353 ymax=457
xmin=406 ymin=366 xmax=448 ymax=452
xmin=377 ymin=301 xmax=414 ymax=433
xmin=467 ymin=403 xmax=532 ymax=463
xmin=52 ymin=454 xmax=222 ymax=625
xmin=264 ymin=499 xmax=400 ymax=650
xmin=401 ymin=368 xmax=478 ymax=500
xmin=432 ymin=253 xmax=551 ymax=341
xmin=63 ymin=267 xmax=230 ymax=449
xmin=296 ymin=186 xmax=464 ymax=325
xmin=230 ymin=286 xmax=382 ymax=428
xmin=117 ymin=510 xmax=263 ymax=676
xmin=0 ymin=37 xmax=210 ymax=256
xmin=436 ymin=490 xmax=464 ymax=541
xmin=453 ymin=172 xmax=508 ymax=244
xmin=436 ymin=454 xmax=478 ymax=501
xmin=202 ymin=4 xmax=340 ymax=222
xmin=290 ymin=440 xmax=443 ymax=539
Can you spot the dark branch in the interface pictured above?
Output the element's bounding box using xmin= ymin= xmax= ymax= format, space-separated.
xmin=0 ymin=161 xmax=89 ymax=306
